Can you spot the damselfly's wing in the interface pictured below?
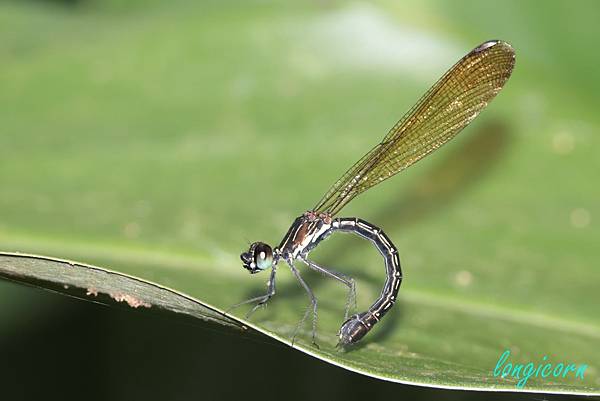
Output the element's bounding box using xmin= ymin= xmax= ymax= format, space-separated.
xmin=313 ymin=40 xmax=515 ymax=216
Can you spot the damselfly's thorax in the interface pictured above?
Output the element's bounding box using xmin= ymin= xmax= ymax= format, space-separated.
xmin=277 ymin=211 xmax=334 ymax=259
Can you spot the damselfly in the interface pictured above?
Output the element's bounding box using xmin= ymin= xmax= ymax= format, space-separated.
xmin=233 ymin=40 xmax=515 ymax=347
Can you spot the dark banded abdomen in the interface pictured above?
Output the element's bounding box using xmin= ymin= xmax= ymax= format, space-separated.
xmin=332 ymin=218 xmax=402 ymax=345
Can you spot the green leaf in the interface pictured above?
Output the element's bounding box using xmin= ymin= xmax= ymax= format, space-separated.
xmin=0 ymin=252 xmax=241 ymax=330
xmin=1 ymin=0 xmax=599 ymax=395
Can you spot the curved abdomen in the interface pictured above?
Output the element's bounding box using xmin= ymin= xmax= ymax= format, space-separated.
xmin=331 ymin=217 xmax=402 ymax=346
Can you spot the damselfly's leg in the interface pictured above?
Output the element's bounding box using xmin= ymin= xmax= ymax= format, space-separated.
xmin=286 ymin=260 xmax=319 ymax=348
xmin=226 ymin=267 xmax=276 ymax=319
xmin=299 ymin=256 xmax=357 ymax=320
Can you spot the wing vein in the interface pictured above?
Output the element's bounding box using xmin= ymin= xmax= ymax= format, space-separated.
xmin=313 ymin=40 xmax=516 ymax=216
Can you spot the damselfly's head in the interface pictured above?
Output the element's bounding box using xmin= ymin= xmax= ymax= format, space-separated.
xmin=240 ymin=242 xmax=273 ymax=274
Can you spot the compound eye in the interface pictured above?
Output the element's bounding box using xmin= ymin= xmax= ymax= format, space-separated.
xmin=253 ymin=243 xmax=273 ymax=270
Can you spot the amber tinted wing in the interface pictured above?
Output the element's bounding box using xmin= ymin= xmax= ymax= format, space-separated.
xmin=313 ymin=40 xmax=515 ymax=216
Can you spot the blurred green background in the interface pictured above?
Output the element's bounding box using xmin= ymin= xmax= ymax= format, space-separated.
xmin=1 ymin=0 xmax=598 ymax=399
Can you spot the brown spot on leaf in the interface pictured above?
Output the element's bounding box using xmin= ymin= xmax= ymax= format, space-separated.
xmin=109 ymin=292 xmax=151 ymax=308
